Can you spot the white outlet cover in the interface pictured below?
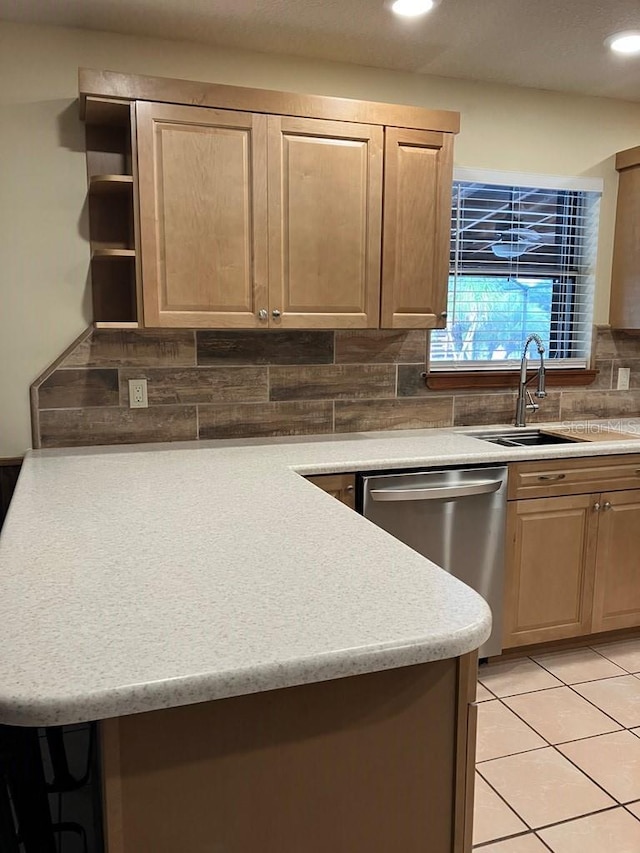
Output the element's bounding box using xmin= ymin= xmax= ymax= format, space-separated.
xmin=617 ymin=367 xmax=631 ymax=391
xmin=128 ymin=378 xmax=148 ymax=408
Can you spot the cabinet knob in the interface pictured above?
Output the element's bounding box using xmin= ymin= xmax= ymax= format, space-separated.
xmin=272 ymin=309 xmax=281 ymax=319
xmin=594 ymin=502 xmax=601 ymax=512
xmin=258 ymin=309 xmax=268 ymax=320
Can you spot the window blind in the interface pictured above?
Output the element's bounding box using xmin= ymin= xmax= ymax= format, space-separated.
xmin=430 ymin=171 xmax=602 ymax=371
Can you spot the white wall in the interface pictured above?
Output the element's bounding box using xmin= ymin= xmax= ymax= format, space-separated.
xmin=1 ymin=19 xmax=640 ymax=456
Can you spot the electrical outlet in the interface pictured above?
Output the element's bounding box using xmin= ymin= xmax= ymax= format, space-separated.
xmin=128 ymin=378 xmax=148 ymax=408
xmin=617 ymin=367 xmax=631 ymax=391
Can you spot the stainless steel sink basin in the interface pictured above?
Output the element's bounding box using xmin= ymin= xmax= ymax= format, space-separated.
xmin=469 ymin=429 xmax=584 ymax=448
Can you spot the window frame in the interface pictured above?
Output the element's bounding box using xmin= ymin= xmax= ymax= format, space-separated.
xmin=427 ymin=168 xmax=603 ymax=387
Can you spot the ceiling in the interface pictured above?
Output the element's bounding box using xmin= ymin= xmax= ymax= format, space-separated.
xmin=2 ymin=0 xmax=640 ymax=101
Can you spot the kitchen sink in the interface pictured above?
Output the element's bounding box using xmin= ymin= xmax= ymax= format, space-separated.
xmin=469 ymin=429 xmax=585 ymax=448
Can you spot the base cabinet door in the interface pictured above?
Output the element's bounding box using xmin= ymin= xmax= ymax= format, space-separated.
xmin=592 ymin=489 xmax=640 ymax=632
xmin=504 ymin=495 xmax=598 ymax=648
xmin=136 ymin=102 xmax=269 ymax=328
xmin=267 ymin=116 xmax=383 ymax=329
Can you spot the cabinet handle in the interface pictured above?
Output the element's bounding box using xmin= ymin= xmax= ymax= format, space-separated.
xmin=537 ymin=473 xmax=566 ymax=481
xmin=272 ymin=309 xmax=281 ymax=318
xmin=258 ymin=309 xmax=268 ymax=320
xmin=594 ymin=502 xmax=601 ymax=512
xmin=603 ymin=501 xmax=612 ymax=511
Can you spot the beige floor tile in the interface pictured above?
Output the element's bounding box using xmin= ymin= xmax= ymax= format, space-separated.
xmin=573 ymin=676 xmax=640 ymax=728
xmin=478 ymin=747 xmax=615 ymax=828
xmin=476 ymin=682 xmax=494 ymax=702
xmin=477 ymin=834 xmax=548 ymax=852
xmin=477 ymin=700 xmax=546 ymax=762
xmin=473 ymin=773 xmax=527 ymax=846
xmin=592 ymin=639 xmax=640 ymax=673
xmin=503 ymin=686 xmax=622 ymax=744
xmin=559 ymin=731 xmax=640 ymax=803
xmin=626 ymin=800 xmax=640 ymax=820
xmin=533 ymin=647 xmax=627 ymax=684
xmin=538 ymin=807 xmax=640 ymax=852
xmin=479 ymin=658 xmax=562 ymax=698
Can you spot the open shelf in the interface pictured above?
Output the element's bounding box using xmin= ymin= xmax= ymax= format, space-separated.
xmin=84 ymin=96 xmax=132 ymax=126
xmin=89 ymin=175 xmax=134 ymax=195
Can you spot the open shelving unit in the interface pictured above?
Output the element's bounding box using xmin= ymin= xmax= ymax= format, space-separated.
xmin=85 ymin=97 xmax=141 ymax=327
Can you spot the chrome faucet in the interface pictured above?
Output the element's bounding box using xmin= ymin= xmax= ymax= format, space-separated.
xmin=515 ymin=334 xmax=546 ymax=427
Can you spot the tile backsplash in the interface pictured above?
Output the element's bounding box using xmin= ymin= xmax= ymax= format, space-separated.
xmin=31 ymin=327 xmax=640 ymax=449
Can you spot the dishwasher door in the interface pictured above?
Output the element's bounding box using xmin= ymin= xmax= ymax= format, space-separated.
xmin=360 ymin=467 xmax=507 ymax=657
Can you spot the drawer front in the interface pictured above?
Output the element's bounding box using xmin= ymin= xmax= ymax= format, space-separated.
xmin=508 ymin=455 xmax=640 ymax=500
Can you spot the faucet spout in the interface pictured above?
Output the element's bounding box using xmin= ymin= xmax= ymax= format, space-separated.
xmin=515 ymin=334 xmax=546 ymax=427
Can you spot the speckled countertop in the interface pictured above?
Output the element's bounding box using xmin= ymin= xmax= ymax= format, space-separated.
xmin=1 ymin=418 xmax=639 ymax=727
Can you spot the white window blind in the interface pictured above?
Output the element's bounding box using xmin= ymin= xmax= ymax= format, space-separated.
xmin=430 ymin=170 xmax=602 ymax=371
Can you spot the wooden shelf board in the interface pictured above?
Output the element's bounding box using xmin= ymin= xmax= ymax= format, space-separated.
xmin=91 ymin=248 xmax=136 ymax=259
xmin=89 ymin=175 xmax=134 ymax=194
xmin=94 ymin=322 xmax=140 ymax=329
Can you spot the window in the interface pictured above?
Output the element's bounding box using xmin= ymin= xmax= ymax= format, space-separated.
xmin=430 ymin=169 xmax=602 ymax=372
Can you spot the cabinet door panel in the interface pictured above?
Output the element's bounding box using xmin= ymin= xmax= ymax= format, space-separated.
xmin=268 ymin=117 xmax=383 ymax=329
xmin=381 ymin=129 xmax=453 ymax=329
xmin=136 ymin=102 xmax=268 ymax=328
xmin=504 ymin=495 xmax=597 ymax=648
xmin=592 ymin=489 xmax=640 ymax=632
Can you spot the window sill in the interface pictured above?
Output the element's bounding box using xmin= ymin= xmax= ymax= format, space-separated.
xmin=425 ymin=369 xmax=599 ymax=391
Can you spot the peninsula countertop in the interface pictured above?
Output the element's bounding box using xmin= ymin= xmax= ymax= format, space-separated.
xmin=1 ymin=420 xmax=639 ymax=727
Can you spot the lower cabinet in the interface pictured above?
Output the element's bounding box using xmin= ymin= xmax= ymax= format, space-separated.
xmin=504 ymin=485 xmax=640 ymax=649
xmin=504 ymin=494 xmax=597 ymax=648
xmin=306 ymin=473 xmax=356 ymax=509
xmin=592 ymin=489 xmax=640 ymax=633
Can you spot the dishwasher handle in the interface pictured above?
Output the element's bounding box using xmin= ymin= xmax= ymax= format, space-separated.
xmin=369 ymin=479 xmax=503 ymax=502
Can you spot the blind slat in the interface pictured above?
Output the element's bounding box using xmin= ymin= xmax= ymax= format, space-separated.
xmin=431 ymin=178 xmax=601 ymax=370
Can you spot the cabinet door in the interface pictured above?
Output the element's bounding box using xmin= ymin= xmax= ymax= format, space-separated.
xmin=306 ymin=474 xmax=356 ymax=510
xmin=136 ymin=102 xmax=268 ymax=328
xmin=592 ymin=489 xmax=640 ymax=632
xmin=504 ymin=495 xmax=598 ymax=648
xmin=610 ymin=160 xmax=640 ymax=329
xmin=381 ymin=129 xmax=453 ymax=329
xmin=268 ymin=116 xmax=383 ymax=329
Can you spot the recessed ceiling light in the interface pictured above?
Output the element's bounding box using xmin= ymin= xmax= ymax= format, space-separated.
xmin=607 ymin=31 xmax=640 ymax=55
xmin=391 ymin=0 xmax=435 ymax=18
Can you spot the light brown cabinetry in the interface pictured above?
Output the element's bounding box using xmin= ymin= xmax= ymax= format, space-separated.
xmin=101 ymin=654 xmax=477 ymax=853
xmin=592 ymin=489 xmax=640 ymax=632
xmin=306 ymin=473 xmax=356 ymax=509
xmin=136 ymin=102 xmax=268 ymax=328
xmin=610 ymin=146 xmax=640 ymax=330
xmin=80 ymin=70 xmax=458 ymax=331
xmin=504 ymin=455 xmax=640 ymax=649
xmin=268 ymin=117 xmax=383 ymax=329
xmin=381 ymin=129 xmax=453 ymax=329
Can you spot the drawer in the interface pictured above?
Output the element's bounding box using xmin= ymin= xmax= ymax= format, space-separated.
xmin=508 ymin=454 xmax=640 ymax=500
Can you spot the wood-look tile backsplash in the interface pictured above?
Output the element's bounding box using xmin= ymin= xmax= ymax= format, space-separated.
xmin=31 ymin=328 xmax=640 ymax=448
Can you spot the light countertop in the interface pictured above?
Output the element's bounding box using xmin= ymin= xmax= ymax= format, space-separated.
xmin=1 ymin=418 xmax=639 ymax=727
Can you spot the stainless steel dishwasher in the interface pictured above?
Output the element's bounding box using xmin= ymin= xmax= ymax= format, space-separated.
xmin=360 ymin=466 xmax=507 ymax=657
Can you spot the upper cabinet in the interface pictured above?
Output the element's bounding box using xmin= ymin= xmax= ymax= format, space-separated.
xmin=610 ymin=146 xmax=640 ymax=330
xmin=79 ymin=69 xmax=459 ymax=331
xmin=381 ymin=129 xmax=453 ymax=329
xmin=267 ymin=116 xmax=383 ymax=329
xmin=136 ymin=103 xmax=269 ymax=328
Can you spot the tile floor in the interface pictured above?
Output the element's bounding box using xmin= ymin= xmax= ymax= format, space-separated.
xmin=474 ymin=638 xmax=640 ymax=851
